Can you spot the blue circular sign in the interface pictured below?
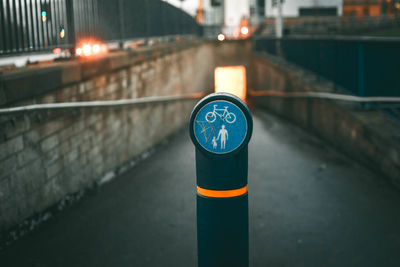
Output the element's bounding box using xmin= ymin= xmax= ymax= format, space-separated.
xmin=193 ymin=100 xmax=248 ymax=154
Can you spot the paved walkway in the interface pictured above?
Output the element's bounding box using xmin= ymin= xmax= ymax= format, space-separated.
xmin=1 ymin=109 xmax=400 ymax=267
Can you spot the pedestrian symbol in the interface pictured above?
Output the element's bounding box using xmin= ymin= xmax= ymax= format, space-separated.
xmin=193 ymin=100 xmax=247 ymax=154
xmin=217 ymin=125 xmax=228 ymax=149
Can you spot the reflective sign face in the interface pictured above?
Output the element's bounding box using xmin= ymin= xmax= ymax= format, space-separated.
xmin=193 ymin=100 xmax=247 ymax=154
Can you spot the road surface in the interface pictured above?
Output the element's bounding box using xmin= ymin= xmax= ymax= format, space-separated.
xmin=1 ymin=109 xmax=400 ymax=267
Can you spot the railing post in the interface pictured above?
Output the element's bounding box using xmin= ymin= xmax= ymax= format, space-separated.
xmin=357 ymin=41 xmax=365 ymax=97
xmin=189 ymin=93 xmax=253 ymax=267
xmin=118 ymin=0 xmax=125 ymax=49
xmin=65 ymin=0 xmax=76 ymax=55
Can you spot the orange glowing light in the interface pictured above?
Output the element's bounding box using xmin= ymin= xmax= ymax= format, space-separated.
xmin=240 ymin=26 xmax=249 ymax=35
xmin=214 ymin=66 xmax=247 ymax=100
xmin=82 ymin=44 xmax=91 ymax=56
xmin=92 ymin=44 xmax=100 ymax=54
xmin=60 ymin=29 xmax=65 ymax=39
xmin=52 ymin=48 xmax=61 ymax=54
xmin=75 ymin=40 xmax=108 ymax=57
xmin=217 ymin=33 xmax=225 ymax=41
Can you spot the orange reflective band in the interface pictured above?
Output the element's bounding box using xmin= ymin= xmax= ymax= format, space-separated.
xmin=197 ymin=186 xmax=247 ymax=198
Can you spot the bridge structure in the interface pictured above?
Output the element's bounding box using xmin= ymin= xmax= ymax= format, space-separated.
xmin=1 ymin=2 xmax=400 ymax=267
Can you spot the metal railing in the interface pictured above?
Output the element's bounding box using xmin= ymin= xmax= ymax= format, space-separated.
xmin=0 ymin=0 xmax=71 ymax=54
xmin=253 ymin=35 xmax=400 ymax=97
xmin=0 ymin=92 xmax=205 ymax=114
xmin=262 ymin=16 xmax=400 ymax=36
xmin=248 ymin=89 xmax=400 ymax=103
xmin=0 ymin=0 xmax=202 ymax=55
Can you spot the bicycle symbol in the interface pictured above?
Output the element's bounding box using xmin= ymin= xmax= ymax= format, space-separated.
xmin=205 ymin=105 xmax=236 ymax=124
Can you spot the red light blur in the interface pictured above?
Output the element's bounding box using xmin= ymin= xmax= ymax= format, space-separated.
xmin=52 ymin=48 xmax=61 ymax=54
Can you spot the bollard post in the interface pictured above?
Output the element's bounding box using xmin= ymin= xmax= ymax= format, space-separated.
xmin=189 ymin=93 xmax=253 ymax=267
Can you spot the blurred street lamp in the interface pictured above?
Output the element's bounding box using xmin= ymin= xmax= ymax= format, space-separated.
xmin=41 ymin=11 xmax=47 ymax=22
xmin=240 ymin=26 xmax=249 ymax=35
xmin=41 ymin=2 xmax=51 ymax=22
xmin=59 ymin=26 xmax=65 ymax=39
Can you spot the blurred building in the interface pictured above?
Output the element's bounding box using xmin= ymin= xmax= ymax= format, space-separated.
xmin=204 ymin=0 xmax=224 ymax=25
xmin=224 ymin=0 xmax=250 ymax=27
xmin=342 ymin=0 xmax=400 ymax=17
xmin=193 ymin=0 xmax=265 ymax=27
xmin=265 ymin=0 xmax=343 ymax=18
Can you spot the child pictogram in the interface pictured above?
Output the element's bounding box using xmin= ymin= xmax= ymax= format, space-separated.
xmin=212 ymin=137 xmax=217 ymax=149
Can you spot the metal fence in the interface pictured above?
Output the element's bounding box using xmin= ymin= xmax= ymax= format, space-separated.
xmin=0 ymin=0 xmax=70 ymax=54
xmin=254 ymin=36 xmax=400 ymax=97
xmin=288 ymin=16 xmax=400 ymax=36
xmin=96 ymin=0 xmax=201 ymax=42
xmin=262 ymin=16 xmax=400 ymax=36
xmin=0 ymin=0 xmax=201 ymax=55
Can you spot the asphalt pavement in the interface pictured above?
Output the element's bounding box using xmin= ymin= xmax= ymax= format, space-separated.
xmin=1 ymin=109 xmax=400 ymax=267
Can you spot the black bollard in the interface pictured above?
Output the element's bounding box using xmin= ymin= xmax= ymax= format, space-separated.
xmin=189 ymin=93 xmax=253 ymax=267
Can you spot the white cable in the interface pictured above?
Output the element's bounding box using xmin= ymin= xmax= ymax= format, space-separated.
xmin=248 ymin=90 xmax=400 ymax=103
xmin=0 ymin=93 xmax=205 ymax=114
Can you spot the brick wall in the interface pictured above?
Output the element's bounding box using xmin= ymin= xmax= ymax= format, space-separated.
xmin=0 ymin=41 xmax=218 ymax=233
xmin=250 ymin=52 xmax=400 ymax=188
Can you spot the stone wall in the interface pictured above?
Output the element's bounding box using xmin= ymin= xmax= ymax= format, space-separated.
xmin=0 ymin=41 xmax=218 ymax=233
xmin=250 ymin=52 xmax=400 ymax=189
